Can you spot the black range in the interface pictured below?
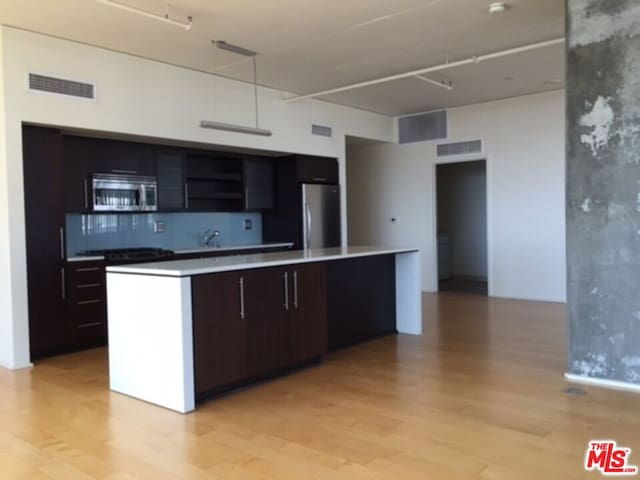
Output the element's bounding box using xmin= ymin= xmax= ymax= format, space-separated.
xmin=81 ymin=248 xmax=175 ymax=265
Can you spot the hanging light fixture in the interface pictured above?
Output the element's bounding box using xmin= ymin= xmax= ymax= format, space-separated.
xmin=95 ymin=0 xmax=193 ymax=30
xmin=200 ymin=41 xmax=273 ymax=137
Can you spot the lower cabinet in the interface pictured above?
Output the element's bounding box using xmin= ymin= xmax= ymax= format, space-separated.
xmin=192 ymin=271 xmax=248 ymax=393
xmin=192 ymin=262 xmax=327 ymax=397
xmin=288 ymin=263 xmax=327 ymax=365
xmin=66 ymin=261 xmax=108 ymax=345
xmin=326 ymin=255 xmax=397 ymax=350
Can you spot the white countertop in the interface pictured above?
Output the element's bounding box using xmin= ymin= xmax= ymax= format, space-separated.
xmin=106 ymin=246 xmax=419 ymax=277
xmin=67 ymin=242 xmax=294 ymax=262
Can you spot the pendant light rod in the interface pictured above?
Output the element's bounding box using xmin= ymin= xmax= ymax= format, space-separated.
xmin=283 ymin=37 xmax=565 ymax=103
xmin=202 ymin=41 xmax=272 ymax=137
xmin=95 ymin=0 xmax=193 ymax=30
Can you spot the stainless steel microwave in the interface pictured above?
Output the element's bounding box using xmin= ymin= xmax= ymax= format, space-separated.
xmin=90 ymin=173 xmax=158 ymax=212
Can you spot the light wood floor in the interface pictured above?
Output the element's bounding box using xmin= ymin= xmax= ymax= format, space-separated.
xmin=1 ymin=293 xmax=639 ymax=479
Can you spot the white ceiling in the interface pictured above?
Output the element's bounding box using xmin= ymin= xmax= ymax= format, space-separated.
xmin=0 ymin=0 xmax=566 ymax=115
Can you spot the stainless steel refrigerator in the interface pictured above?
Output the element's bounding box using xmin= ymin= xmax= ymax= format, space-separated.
xmin=301 ymin=184 xmax=341 ymax=249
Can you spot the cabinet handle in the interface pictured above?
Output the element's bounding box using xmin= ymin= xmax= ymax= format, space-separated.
xmin=83 ymin=179 xmax=89 ymax=210
xmin=293 ymin=270 xmax=298 ymax=309
xmin=283 ymin=272 xmax=289 ymax=311
xmin=77 ymin=299 xmax=102 ymax=305
xmin=244 ymin=187 xmax=249 ymax=210
xmin=112 ymin=169 xmax=137 ymax=175
xmin=59 ymin=227 xmax=65 ymax=260
xmin=184 ymin=183 xmax=189 ymax=209
xmin=77 ymin=283 xmax=102 ymax=289
xmin=313 ymin=177 xmax=328 ymax=182
xmin=239 ymin=277 xmax=245 ymax=319
xmin=78 ymin=322 xmax=103 ymax=329
xmin=61 ymin=268 xmax=66 ymax=300
xmin=76 ymin=267 xmax=101 ymax=272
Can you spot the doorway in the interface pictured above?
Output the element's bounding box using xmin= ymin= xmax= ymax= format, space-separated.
xmin=436 ymin=160 xmax=488 ymax=295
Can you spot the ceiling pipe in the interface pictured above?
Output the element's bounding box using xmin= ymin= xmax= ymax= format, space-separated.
xmin=94 ymin=0 xmax=193 ymax=30
xmin=415 ymin=75 xmax=453 ymax=91
xmin=283 ymin=37 xmax=565 ymax=103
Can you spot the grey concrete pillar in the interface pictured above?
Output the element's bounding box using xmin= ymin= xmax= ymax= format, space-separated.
xmin=567 ymin=0 xmax=640 ymax=383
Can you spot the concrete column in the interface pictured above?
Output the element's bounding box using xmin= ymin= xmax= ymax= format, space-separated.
xmin=567 ymin=1 xmax=640 ymax=383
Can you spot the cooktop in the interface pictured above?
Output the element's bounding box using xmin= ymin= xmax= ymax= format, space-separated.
xmin=81 ymin=247 xmax=175 ymax=265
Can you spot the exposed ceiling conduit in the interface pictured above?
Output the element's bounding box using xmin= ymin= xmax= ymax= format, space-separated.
xmin=283 ymin=37 xmax=565 ymax=103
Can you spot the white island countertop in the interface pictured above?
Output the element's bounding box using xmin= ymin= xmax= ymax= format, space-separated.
xmin=106 ymin=246 xmax=418 ymax=277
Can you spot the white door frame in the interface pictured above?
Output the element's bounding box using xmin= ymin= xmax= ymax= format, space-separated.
xmin=431 ymin=153 xmax=492 ymax=296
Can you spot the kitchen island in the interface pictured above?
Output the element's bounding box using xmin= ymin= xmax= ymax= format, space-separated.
xmin=106 ymin=246 xmax=421 ymax=413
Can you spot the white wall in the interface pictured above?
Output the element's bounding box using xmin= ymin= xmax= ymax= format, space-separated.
xmin=347 ymin=90 xmax=566 ymax=302
xmin=0 ymin=28 xmax=14 ymax=369
xmin=436 ymin=161 xmax=487 ymax=279
xmin=0 ymin=26 xmax=394 ymax=369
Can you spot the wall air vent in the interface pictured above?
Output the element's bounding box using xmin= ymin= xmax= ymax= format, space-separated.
xmin=28 ymin=73 xmax=96 ymax=100
xmin=398 ymin=110 xmax=447 ymax=144
xmin=312 ymin=124 xmax=333 ymax=138
xmin=436 ymin=140 xmax=482 ymax=157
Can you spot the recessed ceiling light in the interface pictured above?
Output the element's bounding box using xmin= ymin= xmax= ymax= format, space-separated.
xmin=489 ymin=2 xmax=508 ymax=14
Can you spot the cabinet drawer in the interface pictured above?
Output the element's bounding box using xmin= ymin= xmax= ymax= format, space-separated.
xmin=71 ymin=284 xmax=105 ymax=304
xmin=67 ymin=261 xmax=105 ymax=285
xmin=71 ymin=300 xmax=106 ymax=327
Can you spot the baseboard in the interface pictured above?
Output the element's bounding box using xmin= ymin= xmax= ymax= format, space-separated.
xmin=0 ymin=361 xmax=33 ymax=371
xmin=565 ymin=373 xmax=640 ymax=394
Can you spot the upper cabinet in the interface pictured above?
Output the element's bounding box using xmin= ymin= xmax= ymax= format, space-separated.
xmin=91 ymin=138 xmax=154 ymax=177
xmin=63 ymin=135 xmax=154 ymax=212
xmin=243 ymin=156 xmax=274 ymax=211
xmin=296 ymin=155 xmax=339 ymax=184
xmin=184 ymin=152 xmax=244 ymax=212
xmin=59 ymin=130 xmax=335 ymax=214
xmin=156 ymin=149 xmax=185 ymax=211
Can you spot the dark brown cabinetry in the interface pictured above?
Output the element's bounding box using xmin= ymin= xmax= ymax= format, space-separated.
xmin=243 ymin=156 xmax=274 ymax=211
xmin=192 ymin=271 xmax=247 ymax=393
xmin=156 ymin=149 xmax=185 ymax=210
xmin=296 ymin=155 xmax=339 ymax=184
xmin=244 ymin=266 xmax=291 ymax=377
xmin=24 ymin=127 xmax=109 ymax=359
xmin=23 ymin=126 xmax=68 ymax=359
xmin=192 ymin=262 xmax=327 ymax=398
xmin=83 ymin=137 xmax=154 ymax=177
xmin=327 ymin=255 xmax=397 ymax=350
xmin=287 ymin=263 xmax=327 ymax=364
xmin=185 ymin=153 xmax=244 ymax=211
xmin=66 ymin=261 xmax=107 ymax=344
xmin=63 ymin=135 xmax=94 ymax=212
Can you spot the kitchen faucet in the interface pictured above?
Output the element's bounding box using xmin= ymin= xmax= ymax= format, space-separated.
xmin=203 ymin=229 xmax=220 ymax=248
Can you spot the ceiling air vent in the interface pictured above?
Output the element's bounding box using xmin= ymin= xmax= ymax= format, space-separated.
xmin=28 ymin=73 xmax=96 ymax=100
xmin=312 ymin=124 xmax=332 ymax=138
xmin=398 ymin=110 xmax=447 ymax=144
xmin=437 ymin=139 xmax=482 ymax=157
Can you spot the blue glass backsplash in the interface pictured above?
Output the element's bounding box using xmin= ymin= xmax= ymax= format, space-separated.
xmin=66 ymin=212 xmax=262 ymax=256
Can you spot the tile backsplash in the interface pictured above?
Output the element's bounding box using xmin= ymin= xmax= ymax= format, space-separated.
xmin=66 ymin=212 xmax=263 ymax=256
